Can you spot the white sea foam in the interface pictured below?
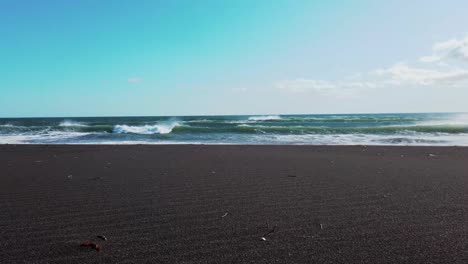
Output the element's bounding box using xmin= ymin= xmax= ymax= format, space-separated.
xmin=414 ymin=113 xmax=468 ymax=127
xmin=248 ymin=115 xmax=282 ymax=121
xmin=266 ymin=133 xmax=468 ymax=146
xmin=113 ymin=121 xmax=181 ymax=134
xmin=0 ymin=131 xmax=91 ymax=144
xmin=185 ymin=119 xmax=216 ymax=123
xmin=73 ymin=140 xmax=206 ymax=145
xmin=2 ymin=131 xmax=468 ymax=145
xmin=59 ymin=120 xmax=88 ymax=127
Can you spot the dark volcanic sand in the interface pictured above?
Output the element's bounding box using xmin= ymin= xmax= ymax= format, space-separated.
xmin=0 ymin=145 xmax=467 ymax=263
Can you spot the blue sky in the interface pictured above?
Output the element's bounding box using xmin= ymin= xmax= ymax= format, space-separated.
xmin=1 ymin=0 xmax=468 ymax=117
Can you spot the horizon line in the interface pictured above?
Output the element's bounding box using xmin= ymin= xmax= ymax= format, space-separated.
xmin=0 ymin=111 xmax=465 ymax=119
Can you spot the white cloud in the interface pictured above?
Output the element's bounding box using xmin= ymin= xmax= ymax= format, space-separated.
xmin=276 ymin=79 xmax=336 ymax=93
xmin=128 ymin=77 xmax=143 ymax=83
xmin=278 ymin=36 xmax=468 ymax=96
xmin=419 ymin=55 xmax=440 ymax=63
xmin=276 ymin=78 xmax=377 ymax=97
xmin=374 ymin=63 xmax=468 ymax=86
xmin=420 ymin=36 xmax=468 ymax=63
xmin=231 ymin=87 xmax=248 ymax=93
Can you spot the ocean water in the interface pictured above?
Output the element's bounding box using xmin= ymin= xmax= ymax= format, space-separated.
xmin=1 ymin=113 xmax=468 ymax=145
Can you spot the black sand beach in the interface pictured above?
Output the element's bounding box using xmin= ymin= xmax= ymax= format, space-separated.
xmin=0 ymin=145 xmax=467 ymax=263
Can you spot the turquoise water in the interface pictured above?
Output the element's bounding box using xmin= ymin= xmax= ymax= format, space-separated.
xmin=1 ymin=113 xmax=468 ymax=145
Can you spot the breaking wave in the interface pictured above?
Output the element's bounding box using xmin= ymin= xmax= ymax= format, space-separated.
xmin=113 ymin=122 xmax=181 ymax=134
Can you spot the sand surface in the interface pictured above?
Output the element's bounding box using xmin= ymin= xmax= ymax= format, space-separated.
xmin=0 ymin=145 xmax=467 ymax=263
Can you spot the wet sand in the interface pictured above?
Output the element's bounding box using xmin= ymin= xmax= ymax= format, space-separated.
xmin=0 ymin=145 xmax=467 ymax=263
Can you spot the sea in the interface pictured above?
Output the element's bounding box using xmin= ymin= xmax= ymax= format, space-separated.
xmin=1 ymin=113 xmax=468 ymax=145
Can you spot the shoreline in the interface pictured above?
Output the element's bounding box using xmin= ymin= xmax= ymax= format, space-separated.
xmin=2 ymin=143 xmax=468 ymax=147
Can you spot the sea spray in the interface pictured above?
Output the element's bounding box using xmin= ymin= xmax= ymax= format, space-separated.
xmin=113 ymin=121 xmax=181 ymax=134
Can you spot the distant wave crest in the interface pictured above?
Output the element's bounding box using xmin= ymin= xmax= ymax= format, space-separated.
xmin=248 ymin=115 xmax=281 ymax=121
xmin=59 ymin=120 xmax=88 ymax=127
